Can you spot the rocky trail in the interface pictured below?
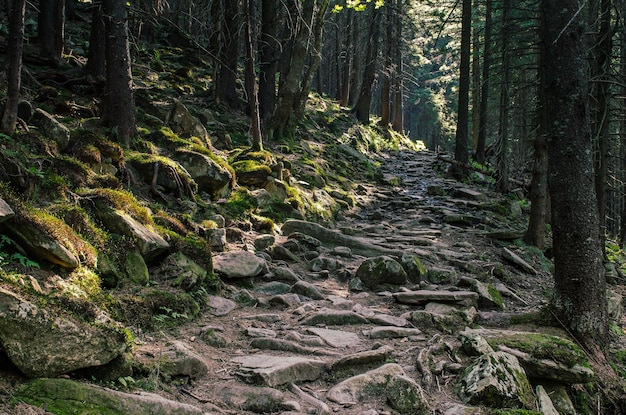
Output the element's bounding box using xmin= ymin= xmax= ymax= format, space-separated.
xmin=7 ymin=148 xmax=619 ymax=415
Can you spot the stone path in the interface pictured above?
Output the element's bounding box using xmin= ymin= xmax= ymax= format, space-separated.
xmin=134 ymin=149 xmax=578 ymax=414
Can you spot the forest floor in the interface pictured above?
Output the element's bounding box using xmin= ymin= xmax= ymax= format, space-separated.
xmin=5 ymin=145 xmax=625 ymax=414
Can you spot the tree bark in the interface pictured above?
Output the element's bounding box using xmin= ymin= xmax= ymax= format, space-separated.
xmin=390 ymin=0 xmax=403 ymax=133
xmin=86 ymin=1 xmax=106 ymax=80
xmin=496 ymin=0 xmax=510 ymax=193
xmin=38 ymin=0 xmax=65 ymax=61
xmin=476 ymin=0 xmax=492 ymax=164
xmin=379 ymin=2 xmax=392 ymax=126
xmin=259 ymin=0 xmax=280 ymax=122
xmin=592 ymin=0 xmax=612 ymax=256
xmin=1 ymin=0 xmax=25 ymax=134
xmin=449 ymin=0 xmax=471 ymax=178
xmin=102 ymin=0 xmax=136 ymax=147
xmin=542 ymin=0 xmax=608 ymax=349
xmin=353 ymin=5 xmax=381 ymax=124
xmin=294 ymin=0 xmax=330 ymax=121
xmin=243 ymin=0 xmax=262 ymax=151
xmin=215 ymin=0 xmax=239 ymax=108
xmin=270 ymin=0 xmax=315 ymax=138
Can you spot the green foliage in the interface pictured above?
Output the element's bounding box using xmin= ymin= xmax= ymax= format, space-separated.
xmin=221 ymin=188 xmax=257 ymax=220
xmin=0 ymin=235 xmax=40 ymax=270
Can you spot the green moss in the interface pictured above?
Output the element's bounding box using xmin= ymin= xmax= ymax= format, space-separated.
xmin=231 ymin=159 xmax=272 ymax=175
xmin=221 ymin=187 xmax=257 ymax=220
xmin=487 ymin=283 xmax=504 ymax=308
xmin=77 ymin=188 xmax=153 ymax=226
xmin=486 ymin=333 xmax=588 ymax=368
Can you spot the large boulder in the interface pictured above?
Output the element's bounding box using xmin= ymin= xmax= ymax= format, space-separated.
xmin=456 ymin=351 xmax=536 ymax=409
xmin=0 ymin=287 xmax=127 ymax=377
xmin=167 ymin=101 xmax=210 ymax=143
xmin=14 ymin=378 xmax=205 ymax=415
xmin=213 ymin=251 xmax=267 ymax=279
xmin=326 ymin=363 xmax=407 ymax=406
xmin=95 ymin=209 xmax=169 ymax=263
xmin=175 ymin=148 xmax=233 ymax=199
xmin=356 ymin=256 xmax=408 ymax=289
xmin=153 ymin=251 xmax=208 ymax=290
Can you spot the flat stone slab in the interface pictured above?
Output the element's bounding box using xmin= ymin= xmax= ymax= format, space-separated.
xmin=330 ymin=345 xmax=394 ymax=371
xmin=306 ymin=327 xmax=363 ymax=348
xmin=213 ymin=251 xmax=267 ymax=278
xmin=207 ymin=295 xmax=236 ymax=316
xmin=232 ymin=355 xmax=327 ymax=386
xmin=393 ymin=290 xmax=479 ymax=307
xmin=368 ymin=314 xmax=409 ymax=327
xmin=369 ymin=327 xmax=424 ymax=339
xmin=327 ymin=363 xmax=405 ymax=405
xmin=300 ymin=308 xmax=370 ymax=326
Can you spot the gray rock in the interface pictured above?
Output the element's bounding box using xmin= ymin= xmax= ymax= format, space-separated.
xmin=300 ymin=308 xmax=370 ymax=326
xmin=161 ymin=341 xmax=208 ymax=379
xmin=254 ymin=234 xmax=276 ymax=250
xmin=168 ymin=101 xmax=210 ymax=142
xmin=607 ymin=288 xmax=623 ymax=321
xmin=411 ymin=303 xmax=477 ymax=334
xmin=256 ymin=281 xmax=292 ymax=295
xmin=205 ymin=227 xmax=227 ymax=252
xmin=306 ymin=327 xmax=363 ymax=348
xmin=459 ymin=329 xmax=494 ymax=356
xmin=0 ymin=288 xmax=126 ymax=378
xmin=207 ymin=295 xmax=236 ymax=316
xmin=31 ymin=108 xmax=70 ymax=149
xmin=369 ymin=327 xmax=423 ymax=339
xmin=330 ymin=345 xmax=394 ymax=371
xmin=4 ymin=219 xmax=79 ymax=268
xmin=96 ymin=210 xmax=169 ymax=263
xmin=426 ymin=267 xmax=459 ymax=285
xmin=331 ymin=246 xmax=352 ymax=257
xmin=176 ymin=148 xmax=233 ymax=199
xmin=246 ymin=327 xmax=277 ymax=338
xmin=456 ymin=351 xmax=535 ymax=409
xmin=368 ymin=313 xmax=409 ymax=327
xmin=271 ymin=266 xmax=302 ymax=282
xmin=250 ymin=337 xmax=337 ymax=356
xmin=458 ymin=277 xmax=504 ymax=310
xmin=214 ymin=383 xmax=293 ymax=413
xmin=232 ymin=354 xmax=327 ymax=386
xmin=154 ymin=251 xmax=207 ymax=290
xmin=394 ymin=290 xmax=479 ymax=307
xmin=213 ymin=251 xmax=267 ymax=278
xmin=268 ymin=293 xmax=301 ymax=307
xmin=536 ymin=385 xmax=560 ymax=415
xmin=356 ymin=256 xmax=408 ymax=289
xmin=326 ymin=363 xmax=405 ymax=405
xmin=281 ymin=220 xmax=409 ymax=258
xmin=291 ymin=280 xmax=326 ymax=300
xmin=386 ymin=374 xmax=429 ymax=414
xmin=463 ymin=328 xmax=594 ymax=384
xmin=0 ymin=198 xmax=14 ymax=223
xmin=542 ymin=382 xmax=577 ymax=415
xmin=400 ymin=253 xmax=427 ymax=283
xmin=15 ymin=378 xmax=205 ymax=415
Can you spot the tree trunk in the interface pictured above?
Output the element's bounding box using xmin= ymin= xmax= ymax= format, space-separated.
xmin=294 ymin=0 xmax=330 ymax=121
xmin=243 ymin=0 xmax=262 ymax=151
xmin=259 ymin=0 xmax=280 ymax=122
xmin=524 ymin=37 xmax=549 ymax=250
xmin=390 ymin=0 xmax=403 ymax=133
xmin=449 ymin=0 xmax=471 ymax=178
xmin=542 ymin=0 xmax=608 ymax=349
xmin=496 ymin=0 xmax=510 ymax=193
xmin=471 ymin=0 xmax=481 ymax=152
xmin=353 ymin=5 xmax=381 ymax=124
xmin=339 ymin=9 xmax=354 ymax=107
xmin=379 ymin=2 xmax=392 ymax=126
xmin=1 ymin=0 xmax=25 ymax=134
xmin=270 ymin=0 xmax=315 ymax=138
xmin=38 ymin=0 xmax=65 ymax=61
xmin=102 ymin=0 xmax=136 ymax=147
xmin=86 ymin=1 xmax=106 ymax=80
xmin=593 ymin=0 xmax=612 ymax=256
xmin=476 ymin=0 xmax=492 ymax=164
xmin=215 ymin=0 xmax=239 ymax=108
